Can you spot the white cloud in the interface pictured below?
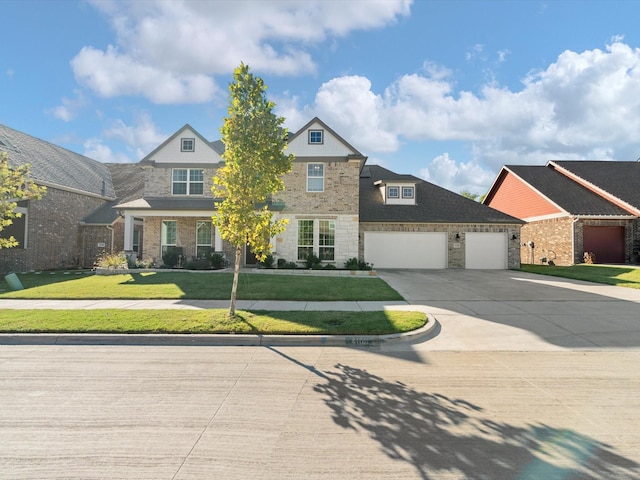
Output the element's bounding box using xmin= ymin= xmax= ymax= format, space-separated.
xmin=420 ymin=153 xmax=494 ymax=194
xmin=49 ymin=90 xmax=88 ymax=122
xmin=74 ymin=0 xmax=411 ymax=104
xmin=291 ymin=41 xmax=640 ymax=192
xmin=83 ymin=138 xmax=132 ymax=163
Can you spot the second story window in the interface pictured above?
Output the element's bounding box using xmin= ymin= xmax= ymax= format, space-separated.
xmin=181 ymin=138 xmax=195 ymax=152
xmin=172 ymin=168 xmax=204 ymax=195
xmin=309 ymin=130 xmax=323 ymax=144
xmin=307 ymin=163 xmax=324 ymax=192
xmin=388 ymin=186 xmax=400 ymax=199
xmin=402 ymin=186 xmax=415 ymax=199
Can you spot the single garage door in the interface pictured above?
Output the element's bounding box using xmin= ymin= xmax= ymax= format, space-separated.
xmin=364 ymin=232 xmax=447 ymax=269
xmin=465 ymin=232 xmax=507 ymax=269
xmin=583 ymin=226 xmax=625 ymax=264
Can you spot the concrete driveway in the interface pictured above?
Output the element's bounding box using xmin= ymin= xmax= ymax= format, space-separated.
xmin=377 ymin=269 xmax=640 ymax=351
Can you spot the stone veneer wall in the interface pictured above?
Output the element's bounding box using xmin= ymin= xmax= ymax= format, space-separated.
xmin=359 ymin=222 xmax=522 ymax=269
xmin=275 ymin=214 xmax=360 ymax=267
xmin=574 ymin=217 xmax=635 ymax=265
xmin=0 ymin=187 xmax=106 ymax=274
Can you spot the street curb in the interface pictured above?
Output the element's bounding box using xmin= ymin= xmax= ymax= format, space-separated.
xmin=0 ymin=316 xmax=439 ymax=347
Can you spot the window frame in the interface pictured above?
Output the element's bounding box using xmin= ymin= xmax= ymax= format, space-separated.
xmin=172 ymin=168 xmax=204 ymax=196
xmin=402 ymin=186 xmax=415 ymax=199
xmin=181 ymin=138 xmax=195 ymax=152
xmin=161 ymin=220 xmax=177 ymax=256
xmin=308 ymin=129 xmax=324 ymax=145
xmin=387 ymin=186 xmax=400 ymax=199
xmin=195 ymin=220 xmax=213 ymax=258
xmin=297 ymin=219 xmax=336 ymax=262
xmin=307 ymin=163 xmax=324 ymax=192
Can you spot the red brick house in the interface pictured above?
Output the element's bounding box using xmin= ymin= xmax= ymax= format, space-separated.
xmin=484 ymin=161 xmax=640 ymax=265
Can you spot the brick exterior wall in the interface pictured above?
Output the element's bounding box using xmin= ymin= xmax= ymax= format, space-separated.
xmin=359 ymin=222 xmax=522 ymax=269
xmin=278 ymin=160 xmax=360 ymax=215
xmin=80 ymin=220 xmax=143 ymax=268
xmin=1 ymin=187 xmax=107 ymax=274
xmin=144 ymin=166 xmax=217 ymax=197
xmin=521 ymin=216 xmax=637 ymax=265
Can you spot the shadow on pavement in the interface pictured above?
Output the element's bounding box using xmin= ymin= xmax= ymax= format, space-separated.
xmin=314 ymin=363 xmax=640 ymax=480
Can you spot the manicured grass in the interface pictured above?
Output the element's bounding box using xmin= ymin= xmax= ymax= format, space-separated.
xmin=518 ymin=264 xmax=640 ymax=289
xmin=0 ymin=271 xmax=402 ymax=301
xmin=0 ymin=309 xmax=426 ymax=335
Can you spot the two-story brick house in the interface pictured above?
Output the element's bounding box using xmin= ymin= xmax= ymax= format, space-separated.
xmin=116 ymin=117 xmax=523 ymax=269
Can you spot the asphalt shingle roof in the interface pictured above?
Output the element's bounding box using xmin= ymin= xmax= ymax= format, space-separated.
xmin=360 ymin=165 xmax=523 ymax=224
xmin=0 ymin=124 xmax=115 ymax=198
xmin=507 ymin=165 xmax=631 ymax=216
xmin=551 ymin=160 xmax=640 ymax=210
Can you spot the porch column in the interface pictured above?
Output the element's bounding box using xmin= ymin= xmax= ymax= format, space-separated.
xmin=123 ymin=213 xmax=134 ymax=251
xmin=214 ymin=226 xmax=223 ymax=252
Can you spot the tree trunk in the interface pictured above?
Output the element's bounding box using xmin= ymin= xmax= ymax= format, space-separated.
xmin=229 ymin=244 xmax=242 ymax=317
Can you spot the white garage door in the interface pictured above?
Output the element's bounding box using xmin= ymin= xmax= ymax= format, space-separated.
xmin=465 ymin=232 xmax=507 ymax=269
xmin=364 ymin=232 xmax=447 ymax=269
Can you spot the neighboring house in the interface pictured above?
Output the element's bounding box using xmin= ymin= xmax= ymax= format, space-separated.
xmin=484 ymin=160 xmax=640 ymax=265
xmin=0 ymin=124 xmax=119 ymax=274
xmin=360 ymin=165 xmax=523 ymax=269
xmin=117 ymin=118 xmax=523 ymax=269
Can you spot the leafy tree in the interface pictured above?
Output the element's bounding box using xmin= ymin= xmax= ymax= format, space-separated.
xmin=460 ymin=190 xmax=487 ymax=203
xmin=0 ymin=151 xmax=46 ymax=249
xmin=213 ymin=64 xmax=293 ymax=317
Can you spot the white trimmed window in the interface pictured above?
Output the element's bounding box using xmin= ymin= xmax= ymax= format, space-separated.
xmin=402 ymin=186 xmax=415 ymax=199
xmin=172 ymin=168 xmax=204 ymax=195
xmin=181 ymin=138 xmax=195 ymax=152
xmin=308 ymin=130 xmax=323 ymax=144
xmin=307 ymin=163 xmax=324 ymax=192
xmin=388 ymin=186 xmax=399 ymax=198
xmin=196 ymin=221 xmax=212 ymax=258
xmin=297 ymin=219 xmax=335 ymax=261
xmin=161 ymin=220 xmax=177 ymax=256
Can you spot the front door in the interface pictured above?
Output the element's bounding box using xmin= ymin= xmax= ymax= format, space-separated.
xmin=244 ymin=244 xmax=258 ymax=266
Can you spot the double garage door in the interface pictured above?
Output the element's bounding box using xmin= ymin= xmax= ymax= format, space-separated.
xmin=364 ymin=232 xmax=507 ymax=269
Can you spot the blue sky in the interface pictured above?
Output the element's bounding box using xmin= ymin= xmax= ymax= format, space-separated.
xmin=2 ymin=0 xmax=640 ymax=195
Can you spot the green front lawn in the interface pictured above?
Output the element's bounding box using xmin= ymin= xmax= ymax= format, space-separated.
xmin=518 ymin=264 xmax=640 ymax=289
xmin=0 ymin=271 xmax=402 ymax=301
xmin=0 ymin=309 xmax=426 ymax=335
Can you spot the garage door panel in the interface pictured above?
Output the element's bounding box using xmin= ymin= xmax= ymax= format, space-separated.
xmin=364 ymin=232 xmax=447 ymax=269
xmin=465 ymin=233 xmax=507 ymax=269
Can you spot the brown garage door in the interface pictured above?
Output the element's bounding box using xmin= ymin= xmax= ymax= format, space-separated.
xmin=583 ymin=226 xmax=625 ymax=264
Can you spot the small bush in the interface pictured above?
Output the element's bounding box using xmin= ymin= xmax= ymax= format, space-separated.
xmin=95 ymin=252 xmax=128 ymax=269
xmin=162 ymin=251 xmax=179 ymax=268
xmin=277 ymin=258 xmax=287 ymax=268
xmin=183 ymin=258 xmax=212 ymax=270
xmin=322 ymin=263 xmax=337 ymax=270
xmin=344 ymin=257 xmax=359 ymax=270
xmin=260 ymin=254 xmax=275 ymax=269
xmin=210 ymin=253 xmax=227 ymax=270
xmin=304 ymin=253 xmax=322 ymax=269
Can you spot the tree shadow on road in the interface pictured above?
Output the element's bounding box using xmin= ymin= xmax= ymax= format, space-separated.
xmin=314 ymin=364 xmax=639 ymax=480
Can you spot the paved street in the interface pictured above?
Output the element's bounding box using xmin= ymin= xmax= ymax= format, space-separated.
xmin=2 ymin=270 xmax=640 ymax=479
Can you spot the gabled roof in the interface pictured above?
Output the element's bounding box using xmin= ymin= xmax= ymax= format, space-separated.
xmin=0 ymin=124 xmax=115 ymax=199
xmin=360 ymin=165 xmax=523 ymax=224
xmin=289 ymin=117 xmax=366 ymax=158
xmin=140 ymin=124 xmax=219 ymax=163
xmin=550 ymin=160 xmax=640 ymax=214
xmin=504 ymin=165 xmax=630 ymax=216
xmin=81 ymin=164 xmax=146 ymax=225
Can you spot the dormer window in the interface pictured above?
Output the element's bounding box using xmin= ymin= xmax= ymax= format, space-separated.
xmin=388 ymin=186 xmax=399 ymax=198
xmin=402 ymin=186 xmax=414 ymax=199
xmin=308 ymin=130 xmax=323 ymax=144
xmin=181 ymin=138 xmax=195 ymax=152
